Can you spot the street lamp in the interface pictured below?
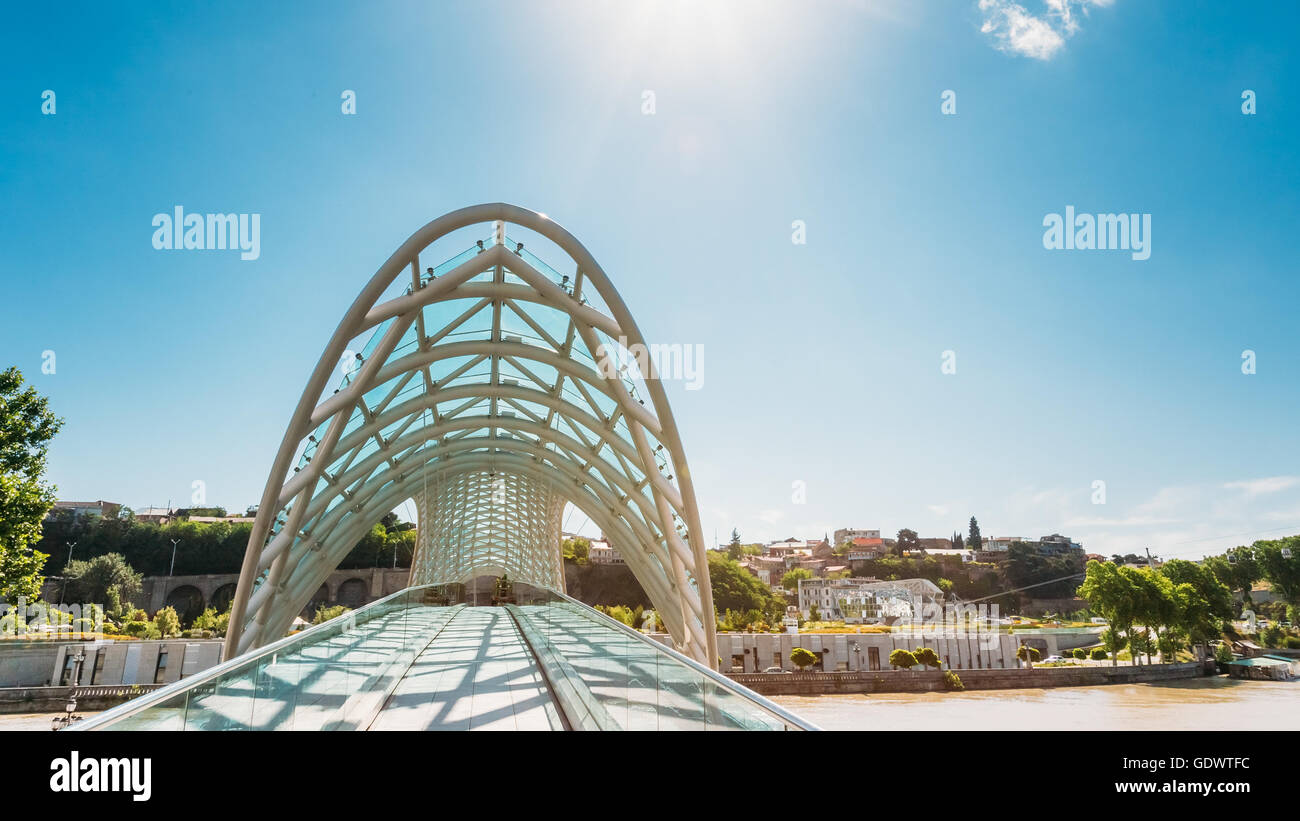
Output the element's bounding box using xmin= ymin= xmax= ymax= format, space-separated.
xmin=852 ymin=642 xmax=862 ymax=672
xmin=169 ymin=538 xmax=180 ymax=576
xmin=52 ymin=649 xmax=85 ymax=730
xmin=58 ymin=541 xmax=77 ymax=604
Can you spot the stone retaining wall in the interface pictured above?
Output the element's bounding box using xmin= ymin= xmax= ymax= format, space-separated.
xmin=0 ymin=684 xmax=163 ymax=714
xmin=729 ymin=660 xmax=1211 ymax=696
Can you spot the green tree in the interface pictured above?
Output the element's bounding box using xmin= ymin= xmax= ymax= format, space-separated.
xmin=153 ymin=605 xmax=181 ymax=638
xmin=790 ymin=647 xmax=817 ymax=670
xmin=1213 ymin=643 xmax=1234 ymax=665
xmin=727 ymin=528 xmax=743 ymax=561
xmin=1255 ymin=537 xmax=1300 ymax=607
xmin=0 ymin=367 xmax=64 ymax=602
xmin=895 ymin=529 xmax=919 ymax=556
xmin=781 ymin=567 xmax=813 ymax=592
xmin=561 ymin=536 xmax=590 ymax=564
xmin=1160 ymin=558 xmax=1233 ymax=651
xmin=889 ymin=649 xmax=917 ymax=670
xmin=967 ymin=516 xmax=982 ymax=551
xmin=914 ymin=647 xmax=941 ymax=670
xmin=1016 ymin=645 xmax=1040 ymax=667
xmin=1078 ymin=561 xmax=1136 ymax=667
xmin=707 ymin=553 xmax=783 ymax=620
xmin=1205 ymin=547 xmax=1261 ymax=608
xmin=63 ymin=553 xmax=143 ymax=607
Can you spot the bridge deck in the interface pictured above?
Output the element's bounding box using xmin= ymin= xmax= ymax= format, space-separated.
xmin=370 ymin=607 xmax=563 ymax=731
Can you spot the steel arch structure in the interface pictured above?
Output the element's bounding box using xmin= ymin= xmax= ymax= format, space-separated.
xmin=224 ymin=204 xmax=717 ymax=667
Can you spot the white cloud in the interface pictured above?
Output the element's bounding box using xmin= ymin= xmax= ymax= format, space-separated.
xmin=758 ymin=509 xmax=785 ymax=525
xmin=927 ymin=504 xmax=950 ymax=516
xmin=977 ymin=0 xmax=1113 ymax=60
xmin=1223 ymin=476 xmax=1300 ymax=497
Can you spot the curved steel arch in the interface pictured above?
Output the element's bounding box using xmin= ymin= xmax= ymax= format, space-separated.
xmin=225 ymin=204 xmax=717 ymax=667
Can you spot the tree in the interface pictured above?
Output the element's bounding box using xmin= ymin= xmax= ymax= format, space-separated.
xmin=0 ymin=367 xmax=64 ymax=602
xmin=561 ymin=536 xmax=590 ymax=564
xmin=914 ymin=647 xmax=941 ymax=670
xmin=790 ymin=647 xmax=817 ymax=671
xmin=63 ymin=553 xmax=143 ymax=607
xmin=153 ymin=605 xmax=181 ymax=638
xmin=1016 ymin=645 xmax=1040 ymax=667
xmin=727 ymin=529 xmax=743 ymax=561
xmin=781 ymin=567 xmax=813 ymax=592
xmin=889 ymin=649 xmax=917 ymax=670
xmin=1255 ymin=537 xmax=1300 ymax=607
xmin=1205 ymin=547 xmax=1261 ymax=608
xmin=1079 ymin=561 xmax=1136 ymax=667
xmin=1099 ymin=628 xmax=1126 ymax=665
xmin=1160 ymin=558 xmax=1233 ymax=645
xmin=707 ymin=553 xmax=784 ymax=619
xmin=896 ymin=529 xmax=919 ymax=556
xmin=967 ymin=516 xmax=983 ymax=551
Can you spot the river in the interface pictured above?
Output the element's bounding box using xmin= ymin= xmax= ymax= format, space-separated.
xmin=771 ymin=677 xmax=1300 ymax=731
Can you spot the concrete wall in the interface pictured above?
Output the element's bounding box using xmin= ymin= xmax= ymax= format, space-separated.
xmin=730 ymin=661 xmax=1210 ymax=695
xmin=48 ymin=640 xmax=224 ymax=687
xmin=684 ymin=631 xmax=1091 ymax=673
xmin=0 ymin=642 xmax=65 ymax=687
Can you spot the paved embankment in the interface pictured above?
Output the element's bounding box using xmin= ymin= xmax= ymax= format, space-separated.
xmin=729 ymin=661 xmax=1212 ymax=696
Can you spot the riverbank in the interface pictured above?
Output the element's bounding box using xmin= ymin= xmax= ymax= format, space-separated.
xmin=771 ymin=676 xmax=1300 ymax=731
xmin=729 ymin=660 xmax=1210 ymax=695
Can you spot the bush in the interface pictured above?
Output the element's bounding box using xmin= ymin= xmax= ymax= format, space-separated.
xmin=1090 ymin=648 xmax=1108 ymax=661
xmin=122 ymin=620 xmax=151 ymax=637
xmin=889 ymin=649 xmax=918 ymax=670
xmin=913 ymin=647 xmax=941 ymax=670
xmin=1285 ymin=636 xmax=1300 ymax=650
xmin=72 ymin=618 xmax=97 ymax=634
xmin=1214 ymin=643 xmax=1234 ymax=664
xmin=943 ymin=670 xmax=965 ymax=691
xmin=1016 ymin=645 xmax=1041 ymax=663
xmin=790 ymin=647 xmax=818 ymax=670
xmin=1072 ymin=648 xmax=1087 ymax=659
xmin=312 ymin=604 xmax=350 ymax=625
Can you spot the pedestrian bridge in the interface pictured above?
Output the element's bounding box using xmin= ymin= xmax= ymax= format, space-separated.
xmin=71 ymin=204 xmax=815 ymax=730
xmin=71 ymin=585 xmax=813 ymax=731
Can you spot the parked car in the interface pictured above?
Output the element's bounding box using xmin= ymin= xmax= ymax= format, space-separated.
xmin=1042 ymin=655 xmax=1067 ymax=663
xmin=762 ymin=666 xmax=791 ymax=674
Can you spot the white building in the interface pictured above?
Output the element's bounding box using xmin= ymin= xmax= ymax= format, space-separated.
xmin=587 ymin=538 xmax=624 ymax=565
xmin=797 ymin=577 xmax=946 ymax=621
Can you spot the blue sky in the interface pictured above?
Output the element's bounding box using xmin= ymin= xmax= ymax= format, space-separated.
xmin=2 ymin=0 xmax=1297 ymax=561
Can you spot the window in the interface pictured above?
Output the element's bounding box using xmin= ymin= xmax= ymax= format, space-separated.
xmin=154 ymin=649 xmax=169 ymax=684
xmin=90 ymin=652 xmax=105 ymax=684
xmin=60 ymin=654 xmax=77 ymax=685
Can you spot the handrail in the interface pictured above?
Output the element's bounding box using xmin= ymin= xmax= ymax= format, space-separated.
xmin=504 ymin=604 xmax=619 ymax=731
xmin=547 ymin=591 xmax=819 ymax=731
xmin=69 ymin=583 xmax=444 ymax=730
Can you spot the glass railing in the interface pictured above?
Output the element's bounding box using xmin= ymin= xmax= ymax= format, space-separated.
xmin=70 ymin=584 xmax=816 ymax=731
xmin=70 ymin=584 xmax=465 ymax=731
xmin=509 ymin=588 xmax=817 ymax=731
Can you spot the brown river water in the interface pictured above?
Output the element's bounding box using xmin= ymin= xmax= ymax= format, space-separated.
xmin=772 ymin=677 xmax=1300 ymax=731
